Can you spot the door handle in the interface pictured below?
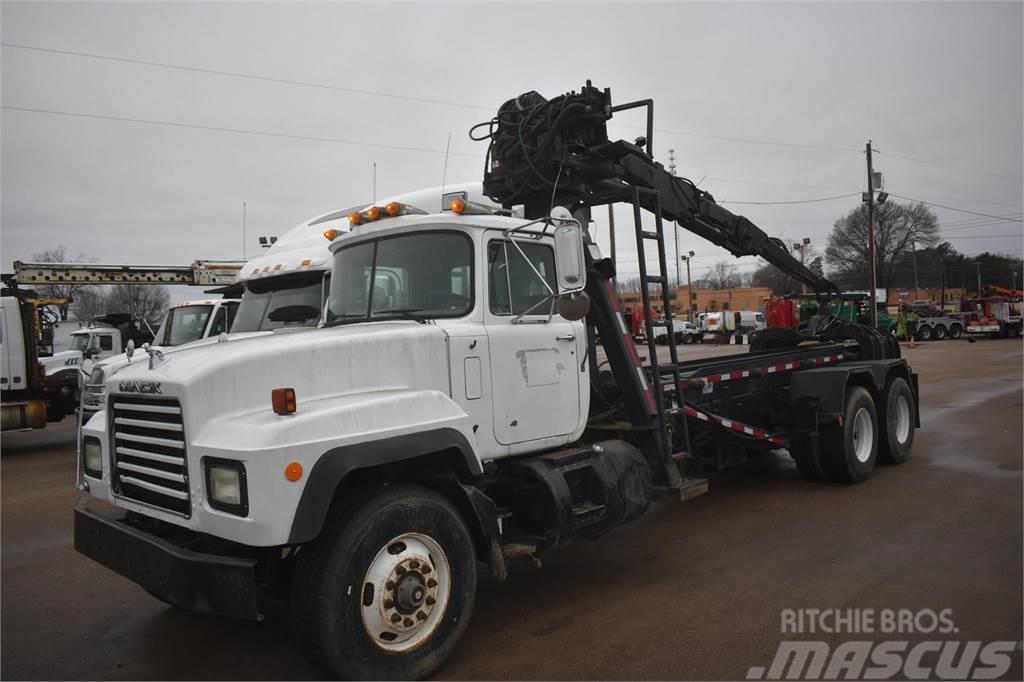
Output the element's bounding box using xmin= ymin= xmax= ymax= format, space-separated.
xmin=556 ymin=334 xmax=576 ymax=342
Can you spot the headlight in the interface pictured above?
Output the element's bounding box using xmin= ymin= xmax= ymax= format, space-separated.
xmin=204 ymin=458 xmax=248 ymax=515
xmin=83 ymin=437 xmax=103 ymax=478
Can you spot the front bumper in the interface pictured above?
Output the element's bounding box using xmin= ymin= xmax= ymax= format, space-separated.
xmin=74 ymin=499 xmax=261 ymax=620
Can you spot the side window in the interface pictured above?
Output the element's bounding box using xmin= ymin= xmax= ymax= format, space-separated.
xmin=488 ymin=241 xmax=557 ymax=316
xmin=224 ymin=303 xmax=239 ymax=330
xmin=208 ymin=307 xmax=228 ymax=336
xmin=99 ymin=335 xmax=113 ymax=351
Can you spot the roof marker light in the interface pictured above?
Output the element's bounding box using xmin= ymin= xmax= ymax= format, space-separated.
xmin=450 ymin=198 xmax=467 ymax=214
xmin=272 ymin=388 xmax=296 ymax=415
xmin=300 ymin=258 xmax=312 ymax=266
xmin=384 ymin=202 xmax=403 ymax=216
xmin=348 ymin=212 xmax=363 ymax=225
xmin=323 ymin=229 xmax=339 ymax=240
xmin=364 ymin=206 xmax=382 ymax=221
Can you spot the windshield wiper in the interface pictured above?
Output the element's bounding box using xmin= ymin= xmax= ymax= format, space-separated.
xmin=322 ymin=314 xmax=366 ymax=328
xmin=371 ymin=308 xmax=428 ymax=323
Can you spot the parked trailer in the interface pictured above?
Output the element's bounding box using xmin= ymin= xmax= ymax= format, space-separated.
xmin=73 ymin=83 xmax=920 ymax=680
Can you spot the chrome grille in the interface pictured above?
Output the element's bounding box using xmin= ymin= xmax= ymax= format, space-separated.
xmin=110 ymin=396 xmax=190 ymax=516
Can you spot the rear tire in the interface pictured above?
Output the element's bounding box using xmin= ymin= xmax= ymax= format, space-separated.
xmin=933 ymin=324 xmax=947 ymax=340
xmin=916 ymin=325 xmax=932 ymax=341
xmin=878 ymin=377 xmax=915 ymax=464
xmin=291 ymin=485 xmax=477 ymax=681
xmin=949 ymin=324 xmax=962 ymax=339
xmin=820 ymin=386 xmax=878 ymax=483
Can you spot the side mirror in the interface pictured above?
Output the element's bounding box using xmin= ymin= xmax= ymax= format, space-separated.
xmin=552 ymin=221 xmax=586 ymax=293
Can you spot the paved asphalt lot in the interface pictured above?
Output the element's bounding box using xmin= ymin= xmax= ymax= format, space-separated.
xmin=2 ymin=339 xmax=1022 ymax=680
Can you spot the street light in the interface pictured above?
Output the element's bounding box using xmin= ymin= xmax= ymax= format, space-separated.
xmin=793 ymin=238 xmax=812 ymax=294
xmin=681 ymin=251 xmax=695 ymax=323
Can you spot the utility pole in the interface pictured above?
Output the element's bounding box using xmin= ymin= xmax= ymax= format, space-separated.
xmin=976 ymin=262 xmax=982 ymax=296
xmin=911 ymin=240 xmax=919 ymax=301
xmin=668 ymin=149 xmax=681 ymax=288
xmin=865 ymin=141 xmax=878 ymax=328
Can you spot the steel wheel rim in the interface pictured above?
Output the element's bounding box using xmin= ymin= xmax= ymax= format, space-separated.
xmin=895 ymin=395 xmax=911 ymax=444
xmin=852 ymin=407 xmax=873 ymax=463
xmin=360 ymin=532 xmax=451 ymax=653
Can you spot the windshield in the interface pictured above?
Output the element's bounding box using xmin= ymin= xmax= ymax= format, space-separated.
xmin=159 ymin=305 xmax=213 ymax=346
xmin=326 ymin=231 xmax=473 ymax=325
xmin=231 ymin=272 xmax=324 ymax=332
xmin=70 ymin=334 xmax=90 ymax=351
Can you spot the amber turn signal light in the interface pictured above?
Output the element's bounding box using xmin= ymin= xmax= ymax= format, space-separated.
xmin=272 ymin=388 xmax=296 ymax=415
xmin=285 ymin=461 xmax=303 ymax=481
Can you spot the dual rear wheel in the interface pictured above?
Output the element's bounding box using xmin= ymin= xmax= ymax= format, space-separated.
xmin=793 ymin=377 xmax=914 ymax=483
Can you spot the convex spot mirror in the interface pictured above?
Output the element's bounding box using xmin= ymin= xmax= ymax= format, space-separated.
xmin=557 ymin=291 xmax=591 ymax=321
xmin=551 ymin=213 xmax=586 ymax=293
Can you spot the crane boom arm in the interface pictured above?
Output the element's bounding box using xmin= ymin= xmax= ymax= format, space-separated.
xmin=11 ymin=260 xmax=244 ymax=286
xmin=479 ymin=82 xmax=837 ymax=293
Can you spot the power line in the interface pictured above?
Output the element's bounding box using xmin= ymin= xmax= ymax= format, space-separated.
xmin=610 ymin=124 xmax=861 ymax=155
xmin=0 ymin=42 xmax=494 ymax=112
xmin=0 ymin=43 xmax=868 ymax=158
xmin=1 ymin=104 xmax=485 ymax=158
xmin=876 ymin=148 xmax=1023 ymax=183
xmin=720 ymin=192 xmax=859 ymax=206
xmin=889 ymin=193 xmax=1024 ymax=222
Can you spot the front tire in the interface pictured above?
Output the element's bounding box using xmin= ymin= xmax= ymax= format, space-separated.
xmin=821 ymin=386 xmax=879 ymax=483
xmin=291 ymin=485 xmax=477 ymax=680
xmin=916 ymin=324 xmax=933 ymax=341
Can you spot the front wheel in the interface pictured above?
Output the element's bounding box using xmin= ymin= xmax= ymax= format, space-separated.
xmin=291 ymin=485 xmax=477 ymax=680
xmin=916 ymin=325 xmax=933 ymax=341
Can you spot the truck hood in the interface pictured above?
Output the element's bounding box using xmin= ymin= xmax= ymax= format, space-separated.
xmin=104 ymin=322 xmax=452 ymax=421
xmin=91 ymin=331 xmax=270 ymax=379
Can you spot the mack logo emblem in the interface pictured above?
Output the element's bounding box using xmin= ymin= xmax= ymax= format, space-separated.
xmin=118 ymin=381 xmax=163 ymax=394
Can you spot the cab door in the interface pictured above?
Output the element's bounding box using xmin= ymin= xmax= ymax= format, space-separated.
xmin=484 ymin=233 xmax=583 ymax=446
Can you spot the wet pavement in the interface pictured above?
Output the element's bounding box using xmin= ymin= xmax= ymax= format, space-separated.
xmin=2 ymin=339 xmax=1022 ymax=680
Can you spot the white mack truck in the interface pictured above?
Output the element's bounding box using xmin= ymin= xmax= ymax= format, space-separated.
xmin=73 ymin=84 xmax=920 ymax=680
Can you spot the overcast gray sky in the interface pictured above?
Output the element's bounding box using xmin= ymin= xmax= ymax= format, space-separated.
xmin=2 ymin=1 xmax=1022 ymax=301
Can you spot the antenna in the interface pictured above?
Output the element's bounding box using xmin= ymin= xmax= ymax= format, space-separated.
xmin=440 ymin=132 xmax=452 ymax=202
xmin=242 ymin=201 xmax=247 ymax=260
xmin=371 ymin=162 xmax=377 ymax=203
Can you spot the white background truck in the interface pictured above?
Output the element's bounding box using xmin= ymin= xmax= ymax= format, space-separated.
xmin=73 ymin=85 xmax=920 ymax=680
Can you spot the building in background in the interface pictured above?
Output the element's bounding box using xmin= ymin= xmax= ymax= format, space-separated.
xmin=619 ymin=286 xmax=773 ymax=318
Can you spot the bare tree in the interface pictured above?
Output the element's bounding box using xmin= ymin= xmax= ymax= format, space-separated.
xmin=30 ymin=245 xmax=90 ymax=321
xmin=825 ymin=201 xmax=939 ymax=296
xmin=105 ymin=284 xmax=170 ymax=327
xmin=70 ymin=287 xmax=110 ymax=322
xmin=752 ymin=247 xmax=824 ymax=295
xmin=699 ymin=260 xmax=741 ymax=289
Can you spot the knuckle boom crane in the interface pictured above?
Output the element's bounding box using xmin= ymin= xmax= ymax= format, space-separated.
xmin=476 ymin=81 xmax=907 ymax=494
